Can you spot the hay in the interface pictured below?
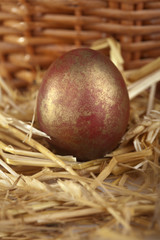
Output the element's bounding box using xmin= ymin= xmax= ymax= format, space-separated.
xmin=0 ymin=38 xmax=160 ymax=240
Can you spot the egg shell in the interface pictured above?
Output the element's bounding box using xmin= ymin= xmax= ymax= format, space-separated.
xmin=37 ymin=48 xmax=130 ymax=161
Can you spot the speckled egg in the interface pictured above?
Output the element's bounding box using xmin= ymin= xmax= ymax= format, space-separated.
xmin=37 ymin=48 xmax=130 ymax=161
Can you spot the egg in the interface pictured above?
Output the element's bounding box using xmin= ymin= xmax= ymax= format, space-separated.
xmin=37 ymin=48 xmax=130 ymax=161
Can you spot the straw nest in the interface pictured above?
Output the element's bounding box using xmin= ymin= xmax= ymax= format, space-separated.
xmin=0 ymin=38 xmax=160 ymax=240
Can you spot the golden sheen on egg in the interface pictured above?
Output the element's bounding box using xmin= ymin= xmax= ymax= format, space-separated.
xmin=37 ymin=48 xmax=130 ymax=161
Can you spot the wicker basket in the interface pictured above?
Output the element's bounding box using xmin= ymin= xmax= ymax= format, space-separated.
xmin=0 ymin=1 xmax=160 ymax=239
xmin=0 ymin=0 xmax=160 ymax=86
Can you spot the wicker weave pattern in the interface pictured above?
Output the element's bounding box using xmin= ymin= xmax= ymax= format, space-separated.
xmin=0 ymin=0 xmax=160 ymax=86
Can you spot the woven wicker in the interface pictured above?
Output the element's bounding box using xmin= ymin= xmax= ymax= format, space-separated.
xmin=0 ymin=0 xmax=160 ymax=86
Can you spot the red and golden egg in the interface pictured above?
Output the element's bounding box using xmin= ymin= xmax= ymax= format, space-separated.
xmin=37 ymin=48 xmax=130 ymax=161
